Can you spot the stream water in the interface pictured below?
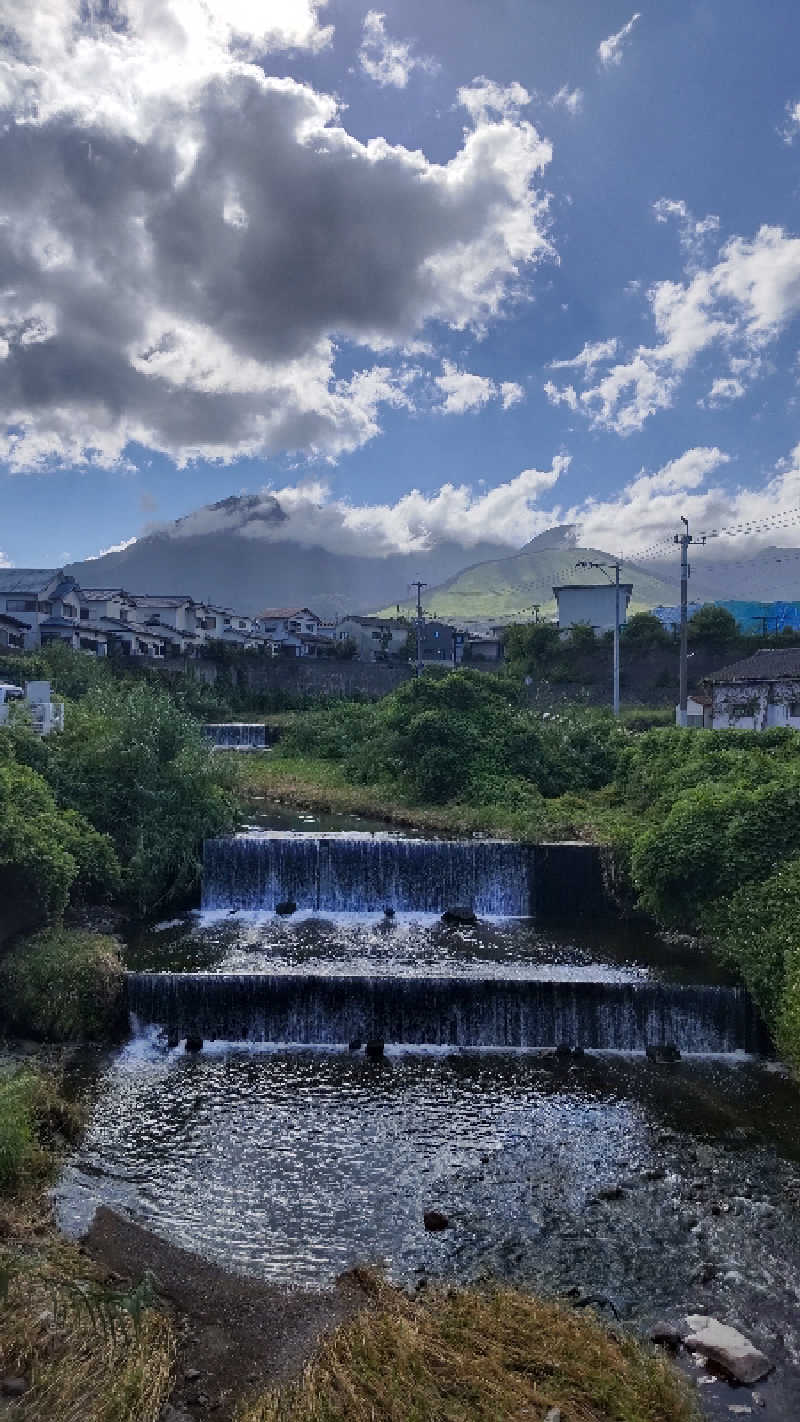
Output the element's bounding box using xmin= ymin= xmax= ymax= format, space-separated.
xmin=55 ymin=804 xmax=800 ymax=1419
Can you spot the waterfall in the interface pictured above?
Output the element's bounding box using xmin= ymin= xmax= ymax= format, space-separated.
xmin=126 ymin=972 xmax=769 ymax=1054
xmin=202 ymin=723 xmax=267 ymax=750
xmin=201 ymin=833 xmax=535 ymax=915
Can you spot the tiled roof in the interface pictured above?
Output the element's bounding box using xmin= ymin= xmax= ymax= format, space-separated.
xmin=0 ymin=612 xmax=30 ymax=629
xmin=707 ymin=648 xmax=800 ymax=682
xmin=258 ymin=607 xmax=319 ymax=620
xmin=0 ymin=568 xmax=60 ymax=593
xmin=131 ymin=594 xmax=194 ymax=607
xmin=39 ymin=616 xmax=78 ymax=629
xmin=80 ymin=588 xmax=127 ymax=601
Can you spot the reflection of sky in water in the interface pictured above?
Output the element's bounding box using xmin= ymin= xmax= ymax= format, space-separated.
xmin=123 ymin=910 xmax=729 ymax=984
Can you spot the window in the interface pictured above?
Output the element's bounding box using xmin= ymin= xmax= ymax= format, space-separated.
xmin=80 ymin=607 xmax=89 ymax=620
xmin=6 ymin=599 xmax=36 ymax=612
xmin=790 ymin=703 xmax=800 ymax=718
xmin=120 ymin=609 xmax=129 ymax=622
xmin=63 ymin=604 xmax=77 ymax=619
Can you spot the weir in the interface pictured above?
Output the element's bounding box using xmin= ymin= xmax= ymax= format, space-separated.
xmin=201 ymin=833 xmax=536 ymax=916
xmin=202 ymin=723 xmax=267 ymax=750
xmin=126 ymin=972 xmax=769 ymax=1054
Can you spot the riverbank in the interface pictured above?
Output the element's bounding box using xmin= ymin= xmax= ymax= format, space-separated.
xmin=235 ymin=752 xmax=590 ymax=840
xmin=0 ymin=1053 xmax=705 ymax=1422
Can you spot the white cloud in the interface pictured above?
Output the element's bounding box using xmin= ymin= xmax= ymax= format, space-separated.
xmin=563 ymin=444 xmax=800 ymax=557
xmin=550 ymin=86 xmax=583 ymax=115
xmin=157 ymin=458 xmax=571 ymax=555
xmin=550 ymin=338 xmax=618 ymax=372
xmin=0 ymin=3 xmax=553 ymax=471
xmin=358 ymin=11 xmax=437 ymax=88
xmin=458 ymin=78 xmax=531 ymax=123
xmin=598 ymin=12 xmax=640 ymax=68
xmin=543 ymin=379 xmax=578 ymax=410
xmin=701 ymin=376 xmax=746 ymax=408
xmin=782 ymin=100 xmax=800 ymax=143
xmin=653 ymin=198 xmax=720 ymax=268
xmin=500 ymin=381 xmax=525 ymax=408
xmin=0 ymin=551 xmax=12 ymax=568
xmin=545 ymin=221 xmax=800 ymax=434
xmin=89 ymin=535 xmax=139 ymax=560
xmin=435 ymin=363 xmax=526 ymax=415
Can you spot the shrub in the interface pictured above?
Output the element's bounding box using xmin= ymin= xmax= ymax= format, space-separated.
xmin=706 ymin=857 xmax=800 ymax=1050
xmin=0 ymin=759 xmax=118 ymax=924
xmin=0 ymin=929 xmax=126 ymax=1040
xmin=687 ymin=603 xmax=739 ymax=646
xmin=48 ymin=681 xmax=237 ymax=915
xmin=0 ymin=1068 xmax=82 ymax=1192
xmin=622 ymin=612 xmax=671 ymax=649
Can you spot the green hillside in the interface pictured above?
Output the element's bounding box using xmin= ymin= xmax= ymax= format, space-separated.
xmin=378 ymin=540 xmax=680 ymax=622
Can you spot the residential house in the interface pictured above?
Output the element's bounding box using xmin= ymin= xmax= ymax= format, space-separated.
xmin=701 ymin=648 xmax=800 ymax=730
xmin=258 ymin=607 xmax=322 ymax=655
xmin=0 ymin=613 xmax=29 ymax=650
xmin=0 ymin=569 xmax=83 ymax=650
xmin=418 ymin=621 xmax=465 ymax=665
xmin=335 ymin=616 xmax=408 ymax=660
xmin=463 ymin=634 xmax=504 ymax=664
xmin=553 ymin=583 xmax=634 ymax=634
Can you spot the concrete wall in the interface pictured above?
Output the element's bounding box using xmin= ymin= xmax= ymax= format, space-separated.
xmin=555 ymin=584 xmax=633 ymax=633
xmin=161 ymin=655 xmax=417 ymax=699
xmin=710 ymin=679 xmax=800 ymax=731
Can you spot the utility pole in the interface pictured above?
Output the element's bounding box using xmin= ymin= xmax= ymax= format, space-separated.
xmin=674 ymin=517 xmax=693 ymax=728
xmin=409 ymin=581 xmax=427 ymax=676
xmin=575 ymin=559 xmax=622 ymax=716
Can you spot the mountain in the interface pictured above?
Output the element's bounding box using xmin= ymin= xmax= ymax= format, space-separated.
xmin=65 ymin=495 xmax=512 ymax=618
xmin=641 ymin=545 xmax=800 ymax=604
xmin=381 ymin=537 xmax=682 ymax=622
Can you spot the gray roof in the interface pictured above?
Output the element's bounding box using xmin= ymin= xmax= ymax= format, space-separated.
xmin=0 ymin=568 xmax=61 ymax=593
xmin=80 ymin=588 xmax=127 ymax=601
xmin=707 ymin=648 xmax=800 ymax=683
xmin=0 ymin=612 xmax=30 ymax=628
xmin=132 ymin=594 xmax=194 ymax=607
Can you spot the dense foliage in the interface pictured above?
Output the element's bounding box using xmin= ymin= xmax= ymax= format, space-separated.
xmin=281 ymin=671 xmax=627 ymax=806
xmin=46 ymin=682 xmax=237 ymax=915
xmin=0 ymin=929 xmax=126 ymax=1040
xmin=0 ymin=737 xmax=120 ymax=924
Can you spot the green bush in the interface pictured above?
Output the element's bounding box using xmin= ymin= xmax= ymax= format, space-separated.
xmin=0 ymin=929 xmax=126 ymax=1040
xmin=47 ymin=681 xmax=237 ymax=915
xmin=0 ymin=1067 xmax=83 ymax=1192
xmin=0 ymin=758 xmax=119 ymax=924
xmin=622 ymin=612 xmax=671 ymax=649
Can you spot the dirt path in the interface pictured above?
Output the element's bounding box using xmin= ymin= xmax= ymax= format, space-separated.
xmin=83 ymin=1207 xmax=370 ymax=1420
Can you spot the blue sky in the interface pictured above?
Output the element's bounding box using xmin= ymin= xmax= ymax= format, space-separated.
xmin=3 ymin=0 xmax=800 ymax=569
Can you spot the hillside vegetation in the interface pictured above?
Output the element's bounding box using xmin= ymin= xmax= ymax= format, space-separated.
xmin=381 ymin=541 xmax=679 ymax=621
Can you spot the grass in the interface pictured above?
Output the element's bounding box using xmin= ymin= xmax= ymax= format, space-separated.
xmin=0 ymin=1063 xmax=175 ymax=1422
xmin=0 ymin=1067 xmax=83 ymax=1193
xmin=0 ymin=929 xmax=126 ymax=1041
xmin=235 ymin=752 xmax=596 ymax=841
xmin=239 ymin=1275 xmax=699 ymax=1422
xmin=0 ymin=1238 xmax=174 ymax=1422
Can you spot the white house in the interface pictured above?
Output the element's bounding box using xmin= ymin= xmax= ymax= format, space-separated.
xmin=258 ymin=607 xmax=322 ymax=655
xmin=702 ymin=648 xmax=800 ymax=730
xmin=0 ymin=569 xmax=84 ymax=649
xmin=334 ymin=616 xmax=408 ymax=660
xmin=553 ymin=582 xmax=634 ymax=634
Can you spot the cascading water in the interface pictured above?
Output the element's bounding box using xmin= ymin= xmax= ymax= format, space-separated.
xmin=202 ymin=723 xmax=267 ymax=750
xmin=201 ymin=832 xmax=534 ymax=915
xmin=127 ymin=971 xmax=769 ymax=1053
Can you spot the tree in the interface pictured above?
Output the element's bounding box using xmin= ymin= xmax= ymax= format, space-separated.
xmin=687 ymin=603 xmax=739 ymax=646
xmin=503 ymin=622 xmax=561 ymax=674
xmin=48 ymin=681 xmax=237 ymax=915
xmin=568 ymin=621 xmax=595 ymax=651
xmin=622 ymin=612 xmax=670 ymax=649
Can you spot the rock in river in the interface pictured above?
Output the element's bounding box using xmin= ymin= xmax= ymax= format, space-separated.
xmin=441 ymin=906 xmax=478 ymax=925
xmin=423 ymin=1210 xmax=450 ymax=1231
xmin=683 ymin=1315 xmax=772 ymax=1384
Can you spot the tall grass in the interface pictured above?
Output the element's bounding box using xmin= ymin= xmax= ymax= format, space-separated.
xmin=241 ymin=1276 xmax=698 ymax=1422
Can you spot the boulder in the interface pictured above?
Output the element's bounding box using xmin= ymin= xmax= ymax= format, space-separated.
xmin=423 ymin=1210 xmax=450 ymax=1231
xmin=275 ymin=900 xmax=297 ymax=916
xmin=683 ymin=1315 xmax=772 ymax=1384
xmin=348 ymin=1038 xmax=363 ymax=1052
xmin=646 ymin=1043 xmax=682 ymax=1063
xmin=365 ymin=1039 xmax=385 ymax=1059
xmin=383 ymin=906 xmax=396 ymax=919
xmin=441 ymin=906 xmax=478 ymax=925
xmin=649 ymin=1321 xmax=685 ymax=1350
xmin=184 ymin=1036 xmax=203 ymax=1053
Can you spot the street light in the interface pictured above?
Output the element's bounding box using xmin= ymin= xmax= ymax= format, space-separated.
xmin=575 ymin=559 xmax=622 ymax=716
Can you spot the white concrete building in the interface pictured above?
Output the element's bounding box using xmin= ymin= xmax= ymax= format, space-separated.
xmin=703 ymin=649 xmax=800 ymax=730
xmin=334 ymin=616 xmax=408 ymax=660
xmin=553 ymin=582 xmax=634 ymax=634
